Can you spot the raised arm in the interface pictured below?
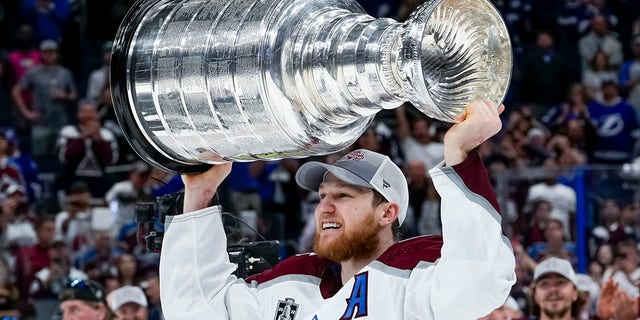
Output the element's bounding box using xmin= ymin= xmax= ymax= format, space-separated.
xmin=405 ymin=101 xmax=515 ymax=320
xmin=160 ymin=163 xmax=246 ymax=319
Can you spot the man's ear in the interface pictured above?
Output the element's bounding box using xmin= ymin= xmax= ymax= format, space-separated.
xmin=379 ymin=202 xmax=400 ymax=227
xmin=97 ymin=303 xmax=109 ymax=318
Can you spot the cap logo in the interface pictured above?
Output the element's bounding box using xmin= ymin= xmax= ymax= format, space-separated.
xmin=382 ymin=180 xmax=390 ymax=188
xmin=343 ymin=150 xmax=365 ymax=161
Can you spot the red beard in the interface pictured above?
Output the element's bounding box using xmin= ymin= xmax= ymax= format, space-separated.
xmin=313 ymin=214 xmax=381 ymax=262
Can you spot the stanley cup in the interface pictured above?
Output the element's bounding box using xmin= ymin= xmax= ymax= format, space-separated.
xmin=111 ymin=0 xmax=512 ymax=173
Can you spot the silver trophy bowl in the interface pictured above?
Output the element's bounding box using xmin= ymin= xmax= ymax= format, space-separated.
xmin=111 ymin=0 xmax=511 ymax=173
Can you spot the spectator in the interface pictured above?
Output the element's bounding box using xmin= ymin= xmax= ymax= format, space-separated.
xmin=590 ymin=199 xmax=622 ymax=248
xmin=587 ymin=79 xmax=640 ymax=164
xmin=556 ymin=0 xmax=584 ymax=64
xmin=58 ymin=279 xmax=114 ymax=320
xmin=596 ymin=277 xmax=639 ymax=320
xmin=575 ymin=0 xmax=619 ymax=35
xmin=0 ymin=130 xmax=26 ymax=197
xmin=57 ymin=99 xmax=118 ymax=197
xmin=587 ymin=243 xmax=614 ymax=287
xmin=115 ymin=253 xmax=139 ymax=287
xmin=29 ymin=240 xmax=87 ymax=320
xmin=0 ymin=183 xmax=36 ymax=251
xmin=14 ymin=215 xmax=56 ymax=302
xmin=520 ymin=31 xmax=573 ymax=119
xmin=607 ymin=201 xmax=639 ymax=245
xmin=524 ymin=171 xmax=577 ymax=240
xmin=545 ymin=134 xmax=586 ymax=166
xmin=0 ymin=257 xmax=22 ymax=319
xmin=54 ymin=181 xmax=93 ymax=256
xmin=526 ymin=257 xmax=587 ymax=320
xmin=85 ymin=41 xmax=112 ymax=102
xmin=140 ymin=272 xmax=163 ymax=320
xmin=619 ymin=34 xmax=640 ymax=111
xmin=574 ymin=273 xmax=600 ymax=319
xmin=394 ymin=103 xmax=444 ymax=171
xmin=561 ymin=118 xmax=596 ymax=162
xmin=107 ymin=285 xmax=148 ymax=320
xmin=544 ymin=134 xmax=587 ymax=166
xmin=3 ymin=127 xmax=42 ymax=204
xmin=528 ymin=218 xmax=577 ymax=264
xmin=594 ymin=243 xmax=615 ymax=282
xmin=105 ymin=161 xmax=151 ymax=238
xmin=250 ymin=158 xmax=302 ymax=244
xmin=521 ymin=128 xmax=550 ymax=167
xmin=582 ymin=51 xmax=619 ymax=101
xmin=6 ymin=23 xmax=40 ymax=149
xmin=96 ymin=82 xmax=136 ymax=165
xmin=542 ymin=83 xmax=591 ymax=134
xmin=523 ymin=199 xmax=553 ymax=248
xmin=75 ymin=229 xmax=121 ymax=282
xmin=6 ymin=24 xmax=40 ymax=87
xmin=500 ymin=105 xmax=550 ymax=168
xmin=11 ymin=39 xmax=77 ymax=159
xmin=578 ymin=14 xmax=623 ymax=72
xmin=406 ymin=160 xmax=440 ymax=236
xmin=19 ymin=0 xmax=71 ymax=43
xmin=602 ymin=239 xmax=640 ymax=298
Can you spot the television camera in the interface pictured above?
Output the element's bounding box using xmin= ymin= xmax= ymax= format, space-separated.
xmin=136 ymin=191 xmax=281 ymax=278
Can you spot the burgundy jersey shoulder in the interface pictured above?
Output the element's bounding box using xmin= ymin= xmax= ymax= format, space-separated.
xmin=377 ymin=235 xmax=443 ymax=270
xmin=245 ymin=253 xmax=343 ymax=298
xmin=246 ymin=253 xmax=331 ymax=284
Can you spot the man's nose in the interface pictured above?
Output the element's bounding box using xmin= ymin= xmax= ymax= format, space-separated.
xmin=316 ymin=197 xmax=335 ymax=213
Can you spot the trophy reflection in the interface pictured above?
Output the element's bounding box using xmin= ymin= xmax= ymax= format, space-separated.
xmin=111 ymin=0 xmax=511 ymax=173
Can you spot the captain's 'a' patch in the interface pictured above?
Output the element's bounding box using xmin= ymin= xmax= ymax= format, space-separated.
xmin=274 ymin=298 xmax=299 ymax=320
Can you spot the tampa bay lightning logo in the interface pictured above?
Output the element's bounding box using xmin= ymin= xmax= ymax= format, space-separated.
xmin=274 ymin=298 xmax=299 ymax=320
xmin=597 ymin=114 xmax=625 ymax=137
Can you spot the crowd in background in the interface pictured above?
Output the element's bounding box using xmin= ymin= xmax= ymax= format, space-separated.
xmin=0 ymin=0 xmax=640 ymax=319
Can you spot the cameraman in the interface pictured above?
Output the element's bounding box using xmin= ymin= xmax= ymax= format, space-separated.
xmin=159 ymin=101 xmax=516 ymax=319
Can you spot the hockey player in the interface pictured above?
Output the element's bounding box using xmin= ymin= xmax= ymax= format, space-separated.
xmin=159 ymin=100 xmax=516 ymax=319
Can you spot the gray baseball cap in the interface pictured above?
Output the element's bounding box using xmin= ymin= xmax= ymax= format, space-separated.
xmin=39 ymin=39 xmax=58 ymax=51
xmin=533 ymin=257 xmax=577 ymax=286
xmin=295 ymin=149 xmax=409 ymax=225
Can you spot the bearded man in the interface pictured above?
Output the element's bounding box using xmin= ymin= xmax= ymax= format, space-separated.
xmin=527 ymin=257 xmax=587 ymax=320
xmin=158 ymin=101 xmax=516 ymax=320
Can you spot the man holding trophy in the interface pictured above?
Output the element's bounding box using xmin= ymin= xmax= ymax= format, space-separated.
xmin=108 ymin=0 xmax=517 ymax=318
xmin=160 ymin=100 xmax=515 ymax=319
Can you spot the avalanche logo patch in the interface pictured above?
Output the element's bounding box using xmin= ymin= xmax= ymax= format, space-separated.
xmin=274 ymin=297 xmax=299 ymax=320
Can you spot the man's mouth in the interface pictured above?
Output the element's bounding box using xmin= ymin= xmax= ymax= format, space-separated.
xmin=322 ymin=222 xmax=341 ymax=230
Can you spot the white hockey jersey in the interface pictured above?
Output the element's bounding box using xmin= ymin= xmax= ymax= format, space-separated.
xmin=159 ymin=152 xmax=516 ymax=319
